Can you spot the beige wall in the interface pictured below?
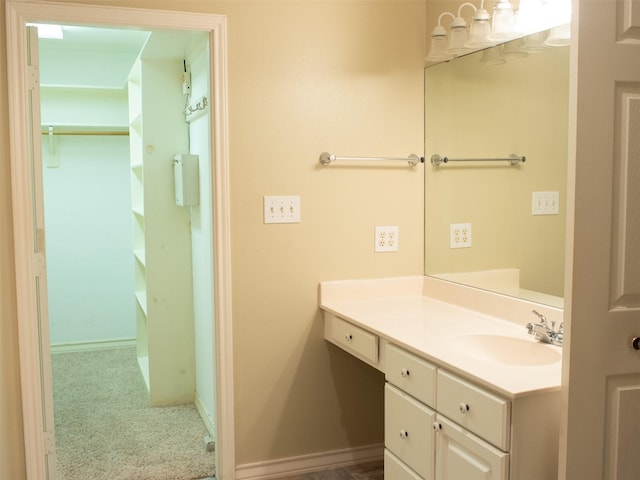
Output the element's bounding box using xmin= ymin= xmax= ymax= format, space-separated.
xmin=0 ymin=0 xmax=426 ymax=476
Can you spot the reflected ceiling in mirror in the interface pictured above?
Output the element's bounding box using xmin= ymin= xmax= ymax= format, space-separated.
xmin=424 ymin=31 xmax=569 ymax=308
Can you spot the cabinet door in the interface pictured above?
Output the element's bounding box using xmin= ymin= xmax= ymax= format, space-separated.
xmin=435 ymin=416 xmax=508 ymax=480
xmin=385 ymin=384 xmax=436 ymax=480
xmin=385 ymin=449 xmax=423 ymax=480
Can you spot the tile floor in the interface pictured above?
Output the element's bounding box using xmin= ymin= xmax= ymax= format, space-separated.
xmin=272 ymin=461 xmax=384 ymax=480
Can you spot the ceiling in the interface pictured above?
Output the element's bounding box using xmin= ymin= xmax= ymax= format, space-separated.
xmin=37 ymin=24 xmax=206 ymax=89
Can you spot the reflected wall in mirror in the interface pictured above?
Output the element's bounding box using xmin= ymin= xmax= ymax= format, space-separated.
xmin=424 ymin=32 xmax=569 ymax=308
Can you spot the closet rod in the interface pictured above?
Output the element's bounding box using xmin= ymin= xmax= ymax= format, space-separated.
xmin=431 ymin=153 xmax=525 ymax=166
xmin=320 ymin=152 xmax=424 ymax=167
xmin=41 ymin=127 xmax=129 ymax=136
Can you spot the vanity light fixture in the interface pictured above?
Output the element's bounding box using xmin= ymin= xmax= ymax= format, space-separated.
xmin=425 ymin=12 xmax=456 ymax=62
xmin=426 ymin=0 xmax=571 ymax=65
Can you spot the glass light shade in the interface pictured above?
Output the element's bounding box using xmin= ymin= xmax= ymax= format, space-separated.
xmin=426 ymin=27 xmax=454 ymax=62
xmin=447 ymin=24 xmax=470 ymax=55
xmin=521 ymin=30 xmax=549 ymax=52
xmin=545 ymin=23 xmax=570 ymax=46
xmin=480 ymin=47 xmax=506 ymax=65
xmin=488 ymin=0 xmax=517 ymax=41
xmin=500 ymin=38 xmax=528 ymax=58
xmin=466 ymin=9 xmax=494 ymax=48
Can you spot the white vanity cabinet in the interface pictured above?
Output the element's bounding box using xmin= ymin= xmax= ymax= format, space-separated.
xmin=385 ymin=343 xmax=508 ymax=480
xmin=383 ymin=342 xmax=559 ymax=480
xmin=323 ymin=305 xmax=561 ymax=480
xmin=320 ymin=277 xmax=562 ymax=480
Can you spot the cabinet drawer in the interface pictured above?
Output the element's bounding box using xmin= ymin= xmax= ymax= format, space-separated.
xmin=384 ymin=449 xmax=422 ymax=480
xmin=436 ymin=370 xmax=510 ymax=450
xmin=385 ymin=383 xmax=436 ymax=480
xmin=435 ymin=415 xmax=509 ymax=480
xmin=328 ymin=314 xmax=378 ymax=365
xmin=386 ymin=343 xmax=436 ymax=407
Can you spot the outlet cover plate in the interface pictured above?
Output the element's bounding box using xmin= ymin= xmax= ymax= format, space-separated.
xmin=375 ymin=226 xmax=399 ymax=252
xmin=450 ymin=223 xmax=472 ymax=248
xmin=263 ymin=195 xmax=301 ymax=224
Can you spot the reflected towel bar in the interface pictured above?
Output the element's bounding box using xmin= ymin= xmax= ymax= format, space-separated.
xmin=431 ymin=153 xmax=526 ymax=166
xmin=320 ymin=152 xmax=424 ymax=167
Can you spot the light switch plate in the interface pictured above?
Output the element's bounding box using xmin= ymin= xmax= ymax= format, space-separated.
xmin=263 ymin=196 xmax=301 ymax=224
xmin=532 ymin=191 xmax=559 ymax=215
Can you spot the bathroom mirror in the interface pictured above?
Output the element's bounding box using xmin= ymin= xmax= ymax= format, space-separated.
xmin=424 ymin=31 xmax=570 ymax=308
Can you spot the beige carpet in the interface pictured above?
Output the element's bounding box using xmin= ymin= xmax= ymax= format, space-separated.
xmin=52 ymin=346 xmax=215 ymax=480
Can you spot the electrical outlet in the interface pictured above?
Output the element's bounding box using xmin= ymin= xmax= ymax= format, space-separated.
xmin=450 ymin=223 xmax=472 ymax=248
xmin=532 ymin=191 xmax=559 ymax=215
xmin=263 ymin=195 xmax=301 ymax=224
xmin=375 ymin=226 xmax=399 ymax=252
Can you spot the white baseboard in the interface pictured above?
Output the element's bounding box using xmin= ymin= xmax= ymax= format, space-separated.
xmin=50 ymin=338 xmax=136 ymax=354
xmin=194 ymin=392 xmax=216 ymax=437
xmin=235 ymin=443 xmax=384 ymax=480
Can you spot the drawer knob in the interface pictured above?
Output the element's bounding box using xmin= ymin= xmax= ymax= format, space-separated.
xmin=432 ymin=422 xmax=442 ymax=431
xmin=345 ymin=334 xmax=353 ymax=342
xmin=399 ymin=429 xmax=409 ymax=439
xmin=633 ymin=337 xmax=640 ymax=350
xmin=459 ymin=402 xmax=470 ymax=414
xmin=400 ymin=368 xmax=410 ymax=377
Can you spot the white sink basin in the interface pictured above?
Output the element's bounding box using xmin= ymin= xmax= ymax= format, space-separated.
xmin=452 ymin=334 xmax=562 ymax=366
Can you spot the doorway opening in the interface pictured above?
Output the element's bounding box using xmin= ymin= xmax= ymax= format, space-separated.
xmin=5 ymin=3 xmax=234 ymax=480
xmin=39 ymin=23 xmax=216 ymax=479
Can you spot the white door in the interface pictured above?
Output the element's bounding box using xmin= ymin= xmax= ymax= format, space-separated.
xmin=22 ymin=25 xmax=57 ymax=480
xmin=561 ymin=0 xmax=640 ymax=478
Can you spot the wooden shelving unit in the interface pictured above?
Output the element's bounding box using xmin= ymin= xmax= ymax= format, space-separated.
xmin=127 ymin=56 xmax=195 ymax=406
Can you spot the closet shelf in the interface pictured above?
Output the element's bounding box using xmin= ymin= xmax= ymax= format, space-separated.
xmin=135 ymin=291 xmax=148 ymax=316
xmin=133 ymin=249 xmax=146 ymax=267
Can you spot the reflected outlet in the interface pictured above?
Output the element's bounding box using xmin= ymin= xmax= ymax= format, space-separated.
xmin=450 ymin=223 xmax=471 ymax=248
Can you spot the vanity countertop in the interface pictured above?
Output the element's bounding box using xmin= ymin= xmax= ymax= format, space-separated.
xmin=319 ymin=275 xmax=563 ymax=399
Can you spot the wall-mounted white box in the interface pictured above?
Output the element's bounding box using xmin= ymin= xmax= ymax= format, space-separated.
xmin=173 ymin=154 xmax=199 ymax=206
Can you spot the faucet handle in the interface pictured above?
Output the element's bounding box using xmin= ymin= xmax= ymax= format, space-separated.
xmin=531 ymin=310 xmax=547 ymax=326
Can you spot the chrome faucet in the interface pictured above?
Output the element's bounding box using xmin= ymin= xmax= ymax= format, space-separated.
xmin=526 ymin=310 xmax=563 ymax=346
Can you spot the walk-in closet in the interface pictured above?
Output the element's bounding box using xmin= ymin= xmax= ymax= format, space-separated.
xmin=37 ymin=23 xmax=216 ymax=480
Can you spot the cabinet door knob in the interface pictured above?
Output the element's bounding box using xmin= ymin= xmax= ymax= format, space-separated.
xmin=632 ymin=337 xmax=640 ymax=350
xmin=345 ymin=334 xmax=353 ymax=342
xmin=459 ymin=402 xmax=470 ymax=414
xmin=400 ymin=368 xmax=410 ymax=377
xmin=399 ymin=429 xmax=409 ymax=439
xmin=432 ymin=422 xmax=442 ymax=431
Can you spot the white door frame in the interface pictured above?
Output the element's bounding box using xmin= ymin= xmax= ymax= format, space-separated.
xmin=5 ymin=2 xmax=235 ymax=479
